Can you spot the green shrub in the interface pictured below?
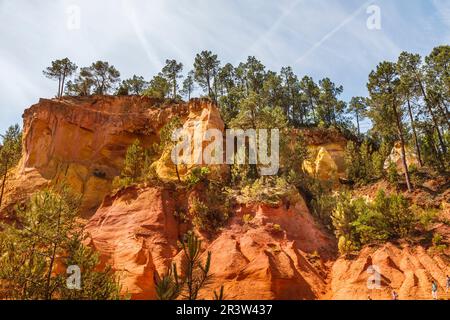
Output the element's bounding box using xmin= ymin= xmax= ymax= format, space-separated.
xmin=353 ymin=207 xmax=389 ymax=244
xmin=386 ymin=161 xmax=399 ymax=186
xmin=236 ymin=177 xmax=300 ymax=207
xmin=331 ymin=192 xmax=361 ymax=247
xmin=432 ymin=233 xmax=443 ymax=246
xmin=412 ymin=206 xmax=439 ymax=230
xmin=242 ymin=214 xmax=253 ymax=224
xmin=155 ymin=232 xmax=215 ymax=300
xmin=0 ymin=187 xmax=121 ymax=300
xmin=272 ymin=224 xmax=283 ymax=233
xmin=332 ymin=190 xmax=417 ymax=253
xmin=311 ymin=192 xmax=336 ymax=230
xmin=431 ymin=233 xmax=447 ymax=253
xmin=338 ymin=236 xmax=357 ymax=255
xmin=190 ymin=198 xmax=229 ymax=233
xmin=113 ymin=139 xmax=155 ymax=189
xmin=372 ymin=190 xmax=415 ymax=238
xmin=112 ymin=176 xmax=134 ymax=189
xmin=189 ymin=182 xmax=231 ymax=233
xmin=187 ymin=167 xmax=211 ymax=188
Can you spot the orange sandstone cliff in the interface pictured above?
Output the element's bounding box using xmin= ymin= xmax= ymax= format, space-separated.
xmin=1 ymin=96 xmax=449 ymax=300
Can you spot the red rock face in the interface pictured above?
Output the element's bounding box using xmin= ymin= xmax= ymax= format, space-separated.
xmin=328 ymin=243 xmax=450 ymax=300
xmin=3 ymin=96 xmax=448 ymax=300
xmin=85 ymin=186 xmax=182 ymax=299
xmin=85 ymin=185 xmax=336 ymax=300
xmin=203 ymin=203 xmax=335 ymax=300
xmin=85 ymin=183 xmax=450 ymax=301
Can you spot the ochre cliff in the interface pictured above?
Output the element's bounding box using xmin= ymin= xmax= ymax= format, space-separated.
xmin=85 ymin=186 xmax=182 ymax=299
xmin=302 ymin=128 xmax=347 ymax=184
xmin=328 ymin=243 xmax=450 ymax=300
xmin=85 ymin=185 xmax=335 ymax=300
xmin=1 ymin=97 xmax=218 ymax=216
xmin=2 ymin=96 xmax=448 ymax=300
xmin=384 ymin=142 xmax=421 ymax=173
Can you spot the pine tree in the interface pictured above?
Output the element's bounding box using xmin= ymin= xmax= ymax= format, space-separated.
xmin=299 ymin=76 xmax=320 ymax=124
xmin=122 ymin=139 xmax=145 ymax=181
xmin=123 ymin=75 xmax=148 ymax=95
xmin=194 ymin=51 xmax=220 ymax=98
xmin=159 ymin=117 xmax=183 ymax=182
xmin=181 ymin=71 xmax=195 ymax=100
xmin=144 ymin=74 xmax=170 ymax=99
xmin=43 ymin=58 xmax=78 ymax=98
xmin=348 ymin=97 xmax=367 ymax=137
xmin=155 ymin=232 xmax=212 ymax=300
xmin=367 ymin=62 xmax=413 ymax=192
xmin=0 ymin=187 xmax=120 ymax=300
xmin=317 ymin=78 xmax=344 ymax=127
xmin=89 ymin=61 xmax=121 ymax=95
xmin=0 ymin=124 xmax=22 ymax=207
xmin=162 ymin=59 xmax=183 ymax=99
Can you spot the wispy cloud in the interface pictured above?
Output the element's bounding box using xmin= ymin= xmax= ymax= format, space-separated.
xmin=295 ymin=0 xmax=374 ymax=65
xmin=0 ymin=0 xmax=448 ymax=133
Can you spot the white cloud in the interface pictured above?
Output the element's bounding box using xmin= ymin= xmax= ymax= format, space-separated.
xmin=0 ymin=0 xmax=448 ymax=133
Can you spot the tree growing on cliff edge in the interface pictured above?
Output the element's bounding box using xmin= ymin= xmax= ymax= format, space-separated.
xmin=299 ymin=76 xmax=320 ymax=124
xmin=144 ymin=73 xmax=171 ymax=99
xmin=65 ymin=61 xmax=120 ymax=97
xmin=348 ymin=97 xmax=367 ymax=137
xmin=65 ymin=67 xmax=95 ymax=96
xmin=424 ymin=46 xmax=449 ymax=167
xmin=43 ymin=58 xmax=78 ymax=98
xmin=0 ymin=124 xmax=22 ymax=207
xmin=162 ymin=59 xmax=184 ymax=99
xmin=317 ymin=78 xmax=346 ymax=128
xmin=194 ymin=51 xmax=220 ymax=98
xmin=367 ymin=61 xmax=413 ymax=192
xmin=181 ymin=70 xmax=195 ymax=100
xmin=88 ymin=61 xmax=121 ymax=95
xmin=0 ymin=187 xmax=121 ymax=300
xmin=117 ymin=75 xmax=149 ymax=96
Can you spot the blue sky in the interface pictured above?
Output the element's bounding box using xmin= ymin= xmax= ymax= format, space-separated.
xmin=0 ymin=0 xmax=449 ymax=133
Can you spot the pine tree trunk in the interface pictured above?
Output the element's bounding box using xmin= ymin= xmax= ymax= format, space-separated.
xmin=0 ymin=159 xmax=8 ymax=207
xmin=61 ymin=73 xmax=66 ymax=99
xmin=45 ymin=202 xmax=62 ymax=300
xmin=356 ymin=112 xmax=360 ymax=137
xmin=417 ymin=77 xmax=447 ymax=154
xmin=57 ymin=77 xmax=62 ymax=98
xmin=207 ymin=74 xmax=212 ymax=97
xmin=309 ymin=97 xmax=317 ymax=124
xmin=173 ymin=77 xmax=177 ymax=99
xmin=437 ymin=99 xmax=450 ymax=128
xmin=175 ymin=164 xmax=181 ymax=183
xmin=406 ymin=98 xmax=423 ymax=167
xmin=392 ymin=99 xmax=412 ymax=192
